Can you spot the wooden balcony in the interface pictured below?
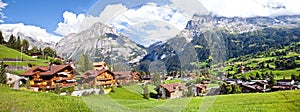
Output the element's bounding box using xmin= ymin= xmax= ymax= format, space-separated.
xmin=96 ymin=77 xmax=113 ymax=81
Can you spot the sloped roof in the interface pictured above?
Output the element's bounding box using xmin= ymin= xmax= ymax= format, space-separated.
xmin=161 ymin=82 xmax=185 ymax=92
xmin=21 ymin=64 xmax=72 ymax=76
xmin=193 ymin=84 xmax=207 ymax=89
xmin=78 ymin=69 xmax=115 ymax=78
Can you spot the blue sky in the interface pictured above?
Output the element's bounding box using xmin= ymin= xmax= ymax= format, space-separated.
xmin=2 ymin=0 xmax=97 ymax=34
xmin=1 ymin=0 xmax=170 ymax=35
xmin=1 ymin=0 xmax=300 ymax=46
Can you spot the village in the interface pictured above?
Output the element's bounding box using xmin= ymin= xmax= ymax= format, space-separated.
xmin=4 ymin=56 xmax=300 ymax=99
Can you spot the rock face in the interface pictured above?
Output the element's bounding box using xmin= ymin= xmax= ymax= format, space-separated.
xmin=55 ymin=22 xmax=147 ymax=64
xmin=140 ymin=14 xmax=300 ymax=71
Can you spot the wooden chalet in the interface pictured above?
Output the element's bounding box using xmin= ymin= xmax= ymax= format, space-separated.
xmin=192 ymin=84 xmax=207 ymax=96
xmin=21 ymin=64 xmax=76 ymax=91
xmin=159 ymin=83 xmax=185 ymax=99
xmin=240 ymin=81 xmax=269 ymax=93
xmin=77 ymin=69 xmax=116 ymax=87
xmin=113 ymin=71 xmax=140 ymax=84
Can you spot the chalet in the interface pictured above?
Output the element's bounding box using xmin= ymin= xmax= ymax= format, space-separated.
xmin=159 ymin=83 xmax=185 ymax=99
xmin=20 ymin=64 xmax=76 ymax=91
xmin=93 ymin=62 xmax=108 ymax=70
xmin=240 ymin=81 xmax=269 ymax=93
xmin=277 ymin=79 xmax=294 ymax=86
xmin=77 ymin=69 xmax=116 ymax=88
xmin=271 ymin=79 xmax=295 ymax=91
xmin=140 ymin=75 xmax=153 ymax=83
xmin=30 ymin=53 xmax=42 ymax=58
xmin=6 ymin=73 xmax=26 ymax=90
xmin=114 ymin=71 xmax=140 ymax=84
xmin=192 ymin=84 xmax=207 ymax=96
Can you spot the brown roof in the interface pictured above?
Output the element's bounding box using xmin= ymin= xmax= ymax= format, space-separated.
xmin=78 ymin=69 xmax=115 ymax=78
xmin=193 ymin=84 xmax=207 ymax=89
xmin=277 ymin=79 xmax=293 ymax=82
xmin=21 ymin=64 xmax=72 ymax=76
xmin=161 ymin=83 xmax=185 ymax=92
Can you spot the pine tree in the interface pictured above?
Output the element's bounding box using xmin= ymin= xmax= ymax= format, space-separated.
xmin=0 ymin=62 xmax=7 ymax=84
xmin=0 ymin=31 xmax=4 ymax=44
xmin=143 ymin=84 xmax=150 ymax=99
xmin=77 ymin=53 xmax=93 ymax=73
xmin=26 ymin=79 xmax=31 ymax=89
xmin=153 ymin=72 xmax=161 ymax=87
xmin=16 ymin=36 xmax=21 ymax=51
xmin=7 ymin=35 xmax=16 ymax=49
xmin=21 ymin=39 xmax=29 ymax=54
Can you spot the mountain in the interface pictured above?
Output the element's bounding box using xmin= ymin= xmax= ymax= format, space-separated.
xmin=140 ymin=14 xmax=300 ymax=72
xmin=55 ymin=22 xmax=147 ymax=65
xmin=0 ymin=23 xmax=62 ymax=48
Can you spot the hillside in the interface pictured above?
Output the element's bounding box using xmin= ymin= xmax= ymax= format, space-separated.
xmin=0 ymin=45 xmax=35 ymax=61
xmin=140 ymin=14 xmax=300 ymax=72
xmin=221 ymin=42 xmax=300 ymax=79
xmin=2 ymin=85 xmax=299 ymax=112
xmin=0 ymin=45 xmax=49 ymax=74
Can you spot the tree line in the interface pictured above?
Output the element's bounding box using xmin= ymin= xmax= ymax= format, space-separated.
xmin=0 ymin=31 xmax=56 ymax=59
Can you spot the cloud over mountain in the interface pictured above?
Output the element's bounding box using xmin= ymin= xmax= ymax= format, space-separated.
xmin=199 ymin=0 xmax=300 ymax=17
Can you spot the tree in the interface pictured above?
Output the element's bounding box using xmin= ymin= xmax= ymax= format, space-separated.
xmin=77 ymin=53 xmax=93 ymax=73
xmin=153 ymin=72 xmax=161 ymax=87
xmin=291 ymin=74 xmax=297 ymax=81
xmin=29 ymin=46 xmax=39 ymax=55
xmin=269 ymin=77 xmax=276 ymax=85
xmin=26 ymin=79 xmax=31 ymax=89
xmin=21 ymin=39 xmax=29 ymax=54
xmin=54 ymin=84 xmax=60 ymax=94
xmin=0 ymin=31 xmax=4 ymax=44
xmin=7 ymin=35 xmax=16 ymax=49
xmin=143 ymin=84 xmax=150 ymax=99
xmin=231 ymin=84 xmax=241 ymax=94
xmin=43 ymin=47 xmax=56 ymax=58
xmin=16 ymin=36 xmax=21 ymax=51
xmin=0 ymin=62 xmax=7 ymax=84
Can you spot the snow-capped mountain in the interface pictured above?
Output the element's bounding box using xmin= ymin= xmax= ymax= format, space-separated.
xmin=142 ymin=14 xmax=300 ymax=63
xmin=0 ymin=23 xmax=62 ymax=48
xmin=56 ymin=22 xmax=147 ymax=64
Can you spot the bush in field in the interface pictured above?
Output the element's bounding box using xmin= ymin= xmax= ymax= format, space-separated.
xmin=54 ymin=84 xmax=60 ymax=94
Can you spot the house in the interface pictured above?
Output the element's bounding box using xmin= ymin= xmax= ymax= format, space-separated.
xmin=271 ymin=79 xmax=295 ymax=91
xmin=114 ymin=71 xmax=132 ymax=84
xmin=140 ymin=75 xmax=153 ymax=83
xmin=20 ymin=64 xmax=77 ymax=91
xmin=93 ymin=62 xmax=108 ymax=70
xmin=77 ymin=69 xmax=116 ymax=88
xmin=159 ymin=83 xmax=185 ymax=99
xmin=6 ymin=73 xmax=26 ymax=90
xmin=192 ymin=84 xmax=207 ymax=96
xmin=277 ymin=79 xmax=294 ymax=86
xmin=113 ymin=71 xmax=140 ymax=84
xmin=30 ymin=53 xmax=42 ymax=58
xmin=240 ymin=81 xmax=269 ymax=93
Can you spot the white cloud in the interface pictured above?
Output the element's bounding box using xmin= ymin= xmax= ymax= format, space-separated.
xmin=198 ymin=0 xmax=300 ymax=17
xmin=0 ymin=23 xmax=62 ymax=43
xmin=55 ymin=11 xmax=85 ymax=36
xmin=0 ymin=0 xmax=8 ymax=23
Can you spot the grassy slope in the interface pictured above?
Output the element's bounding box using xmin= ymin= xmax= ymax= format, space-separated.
xmin=0 ymin=45 xmax=48 ymax=74
xmin=0 ymin=45 xmax=34 ymax=60
xmin=0 ymin=86 xmax=91 ymax=112
xmin=1 ymin=85 xmax=300 ymax=112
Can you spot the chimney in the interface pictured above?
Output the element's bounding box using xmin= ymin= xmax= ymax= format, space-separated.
xmin=49 ymin=62 xmax=53 ymax=71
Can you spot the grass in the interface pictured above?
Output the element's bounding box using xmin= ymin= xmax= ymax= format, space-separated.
xmin=164 ymin=79 xmax=182 ymax=84
xmin=2 ymin=85 xmax=300 ymax=112
xmin=0 ymin=86 xmax=91 ymax=112
xmin=0 ymin=45 xmax=35 ymax=60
